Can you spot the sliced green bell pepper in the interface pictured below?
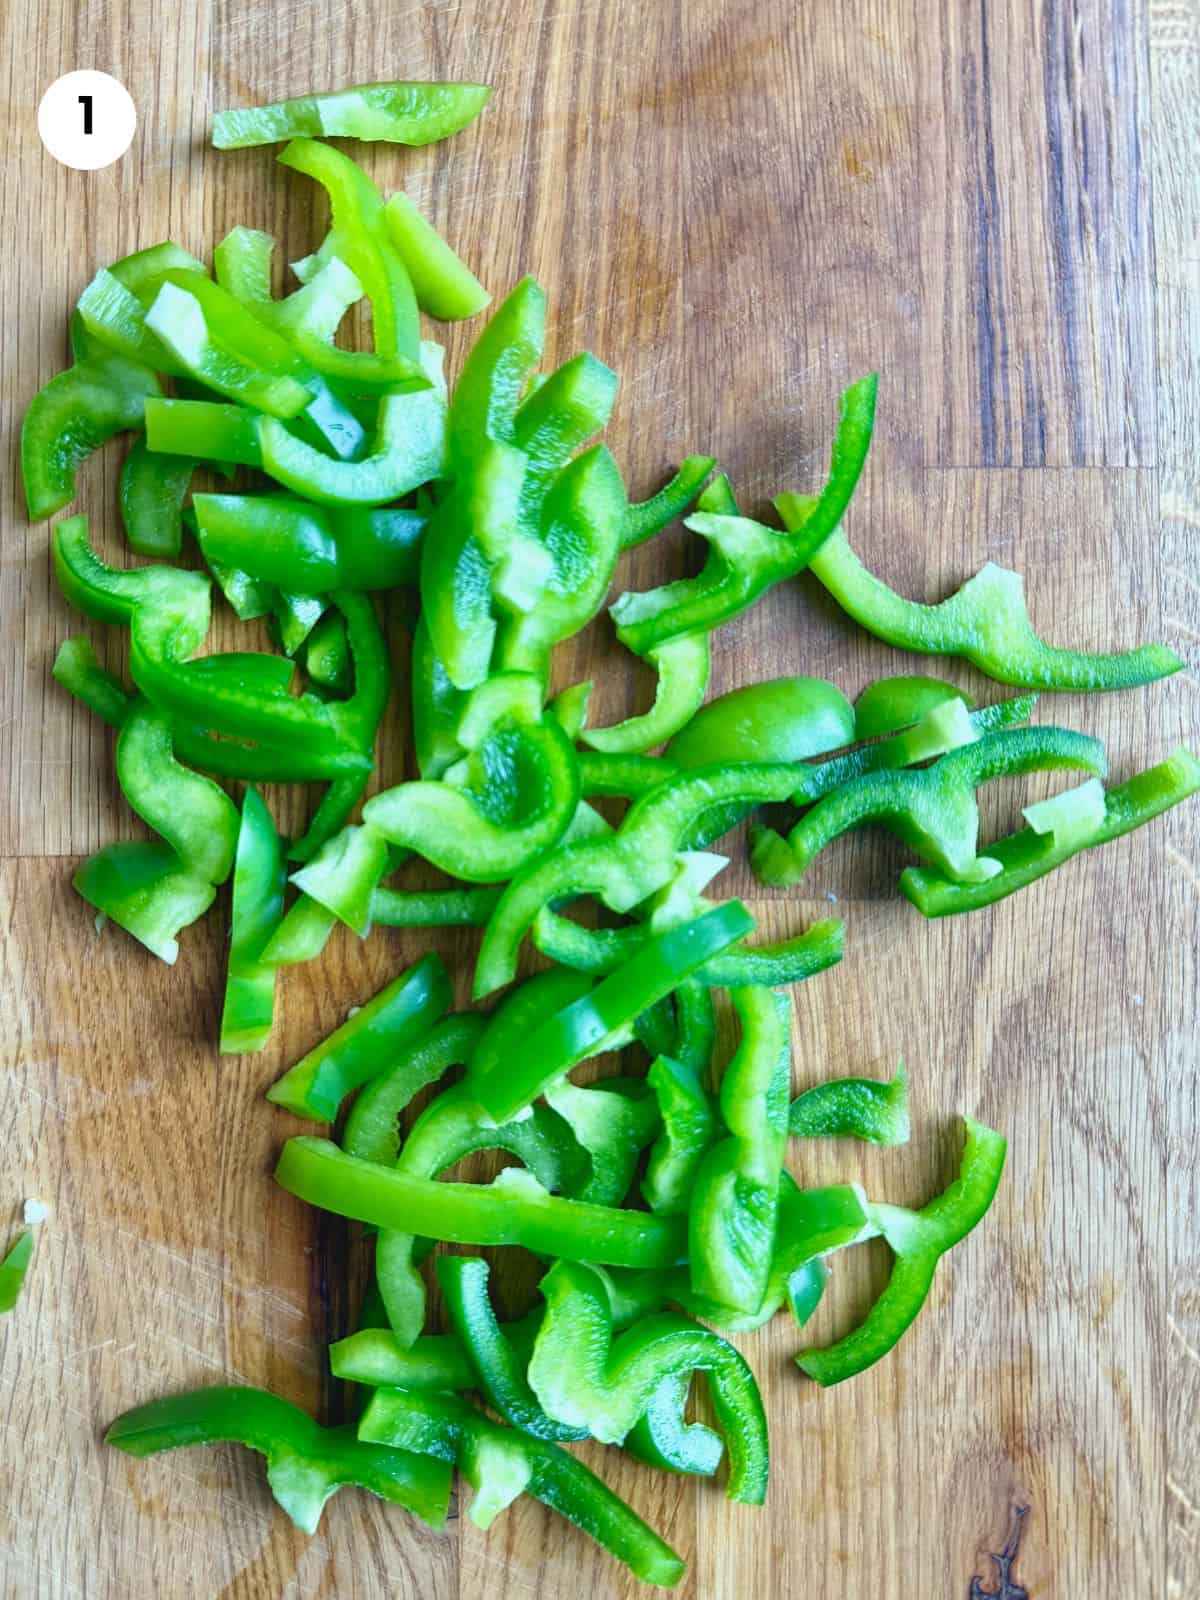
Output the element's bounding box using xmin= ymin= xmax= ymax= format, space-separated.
xmin=801 ymin=521 xmax=1183 ymax=691
xmin=192 ymin=494 xmax=424 ymax=593
xmin=341 ymin=1013 xmax=487 ymax=1166
xmin=789 ymin=1065 xmax=910 ymax=1145
xmin=106 ymin=1385 xmax=451 ymax=1533
xmin=267 ymin=953 xmax=451 ymax=1120
xmin=383 ymin=191 xmax=490 ymax=320
xmin=115 ymin=697 xmax=240 ymax=884
xmin=0 ymin=1231 xmax=34 ymax=1313
xmin=23 ymin=354 xmax=161 ymax=520
xmin=214 ymin=81 xmax=492 ymax=149
xmin=853 ymin=675 xmax=974 ymax=740
xmin=582 ymin=634 xmax=711 ymax=755
xmin=798 ymin=1117 xmax=1006 ymax=1384
xmin=74 ymin=841 xmax=215 ymax=964
xmin=359 ymin=1387 xmax=685 ymax=1587
xmin=219 ymin=786 xmax=286 ymax=1053
xmin=621 ymin=456 xmax=717 ymax=550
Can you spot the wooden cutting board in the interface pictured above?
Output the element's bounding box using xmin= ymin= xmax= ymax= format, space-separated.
xmin=2 ymin=1 xmax=1197 ymax=1595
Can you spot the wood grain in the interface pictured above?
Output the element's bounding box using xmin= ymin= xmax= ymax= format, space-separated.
xmin=1 ymin=0 xmax=1197 ymax=1595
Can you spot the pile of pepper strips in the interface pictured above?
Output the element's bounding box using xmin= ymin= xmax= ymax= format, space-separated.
xmin=21 ymin=79 xmax=1199 ymax=1587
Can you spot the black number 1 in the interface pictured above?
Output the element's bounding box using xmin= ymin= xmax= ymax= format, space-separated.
xmin=78 ymin=94 xmax=93 ymax=134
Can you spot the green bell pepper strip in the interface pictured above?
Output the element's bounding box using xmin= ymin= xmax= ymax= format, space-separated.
xmin=901 ymin=747 xmax=1200 ymax=916
xmin=642 ymin=1054 xmax=717 ymax=1216
xmin=472 ymin=902 xmax=755 ymax=1123
xmin=383 ymin=192 xmax=490 ymax=320
xmin=548 ymin=680 xmax=592 ymax=742
xmin=269 ymin=254 xmax=366 ymax=342
xmin=798 ymin=1117 xmax=1007 ymax=1385
xmin=74 ymin=841 xmax=215 ymax=964
xmin=362 ymin=717 xmax=580 ymax=883
xmin=260 ymin=892 xmax=338 ymax=966
xmin=582 ymin=634 xmax=711 ymax=755
xmin=70 ymin=241 xmax=207 ymax=360
xmin=192 ymin=494 xmax=425 ymax=593
xmin=359 ymin=1387 xmax=685 ymax=1587
xmin=277 ymin=1140 xmax=686 ymax=1268
xmin=202 ymin=552 xmax=274 ymax=623
xmin=0 ymin=1231 xmax=34 ymax=1313
xmin=666 ymin=676 xmax=856 ymax=768
xmin=22 ymin=353 xmax=161 ymax=520
xmin=288 ymin=822 xmax=390 ymax=936
xmin=511 ymin=350 xmax=619 ymax=527
xmin=213 ymin=225 xmax=274 ymax=304
xmin=621 ymin=456 xmax=718 ymax=550
xmin=51 ymin=637 xmax=373 ymax=783
xmin=143 ymin=350 xmax=448 ymax=506
xmin=341 ymin=1014 xmax=488 ymax=1167
xmin=331 ymin=1324 xmax=480 ymax=1392
xmin=411 ymin=614 xmax=466 ymax=779
xmin=301 ymin=612 xmax=350 ymax=692
xmin=278 ymin=140 xmax=420 ymax=362
xmin=373 ymin=1079 xmax=589 ymax=1344
xmin=757 ymin=724 xmax=1108 ymax=888
xmin=528 ymin=1259 xmax=768 ymax=1504
xmin=215 ymin=81 xmax=491 ymax=149
xmin=543 ymin=1078 xmax=661 ymax=1206
xmin=672 ymin=979 xmax=717 ymax=1074
xmin=475 ymin=760 xmax=807 ymax=996
xmin=853 ymin=675 xmax=974 ymax=740
xmin=639 ymin=1176 xmax=876 ymax=1335
xmin=800 ymin=522 xmax=1183 ymax=691
xmin=132 ymin=590 xmax=389 ymax=763
xmin=578 ymin=750 xmax=679 ymax=797
xmin=468 ymin=966 xmax=592 ymax=1079
xmin=688 ymin=988 xmax=791 ymax=1316
xmin=495 ymin=444 xmax=629 ymax=682
xmin=219 ymin=786 xmax=285 ymax=1053
xmin=74 ymin=267 xmax=196 ymax=374
xmin=289 ymin=772 xmax=370 ymax=865
xmin=266 ymin=953 xmax=451 ymax=1121
xmin=371 ymin=883 xmax=502 ymax=928
xmin=532 ymin=902 xmax=844 ymax=988
xmin=52 ymin=637 xmax=132 ymax=728
xmin=785 ymin=1258 xmax=830 ymax=1328
xmin=106 ymin=1386 xmax=451 ymax=1534
xmin=119 ymin=439 xmax=193 ymax=558
xmin=695 ymin=471 xmax=740 ymax=516
xmin=789 ymin=1065 xmax=910 ymax=1145
xmin=448 ymin=275 xmax=546 ymax=464
xmin=610 ymin=375 xmax=877 ymax=653
xmin=624 ymin=1371 xmax=725 ymax=1477
xmin=115 ymin=698 xmax=240 ymax=884
xmin=437 ymin=1256 xmax=586 ymax=1443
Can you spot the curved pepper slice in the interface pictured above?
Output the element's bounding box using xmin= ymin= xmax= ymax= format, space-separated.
xmin=276 ymin=1140 xmax=686 ymax=1269
xmin=609 ymin=374 xmax=877 ymax=654
xmin=472 ymin=902 xmax=755 ymax=1122
xmin=373 ymin=1077 xmax=588 ymax=1344
xmin=383 ymin=192 xmax=491 ymax=321
xmin=527 ymin=1259 xmax=768 ymax=1504
xmin=119 ymin=438 xmax=194 ymax=558
xmin=801 ymin=521 xmax=1183 ymax=691
xmin=475 ymin=761 xmax=806 ymax=995
xmin=0 ymin=1231 xmax=34 ymax=1313
xmin=219 ymin=786 xmax=286 ymax=1054
xmin=753 ymin=725 xmax=1107 ymax=888
xmin=342 ymin=1013 xmax=487 ymax=1166
xmin=798 ymin=1116 xmax=1006 ymax=1385
xmin=74 ymin=841 xmax=215 ymax=964
xmin=116 ymin=698 xmax=240 ymax=884
xmin=363 ymin=715 xmax=580 ymax=883
xmin=105 ymin=1385 xmax=451 ymax=1533
xmin=214 ymin=81 xmax=491 ymax=149
xmin=495 ymin=442 xmax=629 ymax=682
xmin=144 ymin=350 xmax=448 ymax=506
xmin=359 ymin=1387 xmax=685 ymax=1587
xmin=901 ymin=747 xmax=1200 ymax=915
xmin=192 ymin=494 xmax=424 ymax=592
xmin=438 ymin=1256 xmax=585 ymax=1443
xmin=667 ymin=675 xmax=855 ymax=768
xmin=267 ymin=953 xmax=451 ymax=1121
xmin=289 ymin=822 xmax=391 ymax=935
xmin=23 ymin=354 xmax=161 ymax=520
xmin=582 ymin=634 xmax=711 ymax=755
xmin=853 ymin=675 xmax=974 ymax=740
xmin=331 ymin=1324 xmax=480 ymax=1392
xmin=371 ymin=884 xmax=502 ymax=928
xmin=641 ymin=1055 xmax=717 ymax=1216
xmin=512 ymin=352 xmax=619 ymax=518
xmin=289 ymin=771 xmax=370 ymax=866
xmin=688 ymin=988 xmax=791 ymax=1316
xmin=623 ymin=1371 xmax=725 ymax=1478
xmin=789 ymin=1065 xmax=910 ymax=1145
xmin=278 ymin=139 xmax=420 ymax=360
xmin=543 ymin=1077 xmax=661 ymax=1206
xmin=621 ymin=455 xmax=717 ymax=550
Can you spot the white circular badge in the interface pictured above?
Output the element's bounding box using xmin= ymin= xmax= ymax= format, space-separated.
xmin=38 ymin=71 xmax=137 ymax=171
